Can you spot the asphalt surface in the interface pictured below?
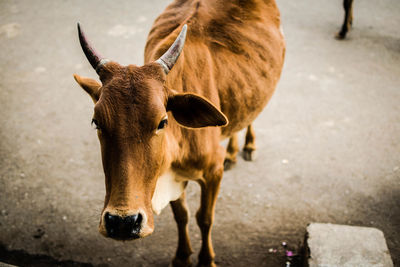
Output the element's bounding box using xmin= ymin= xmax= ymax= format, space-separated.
xmin=0 ymin=0 xmax=399 ymax=266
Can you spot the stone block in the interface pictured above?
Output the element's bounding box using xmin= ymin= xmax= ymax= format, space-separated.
xmin=306 ymin=223 xmax=393 ymax=267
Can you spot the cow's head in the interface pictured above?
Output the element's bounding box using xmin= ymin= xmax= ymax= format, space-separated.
xmin=73 ymin=24 xmax=227 ymax=240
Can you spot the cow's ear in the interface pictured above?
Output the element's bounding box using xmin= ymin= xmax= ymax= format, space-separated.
xmin=73 ymin=74 xmax=101 ymax=103
xmin=167 ymin=93 xmax=228 ymax=128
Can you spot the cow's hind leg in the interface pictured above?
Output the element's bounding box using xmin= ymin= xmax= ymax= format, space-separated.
xmin=196 ymin=147 xmax=224 ymax=267
xmin=170 ymin=191 xmax=193 ymax=267
xmin=336 ymin=0 xmax=354 ymax=39
xmin=224 ymin=134 xmax=238 ymax=170
xmin=243 ymin=124 xmax=256 ymax=161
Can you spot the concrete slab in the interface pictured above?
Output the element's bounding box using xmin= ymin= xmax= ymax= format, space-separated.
xmin=306 ymin=223 xmax=394 ymax=267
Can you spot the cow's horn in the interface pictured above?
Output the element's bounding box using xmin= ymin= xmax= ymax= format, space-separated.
xmin=77 ymin=23 xmax=109 ymax=73
xmin=156 ymin=24 xmax=187 ymax=74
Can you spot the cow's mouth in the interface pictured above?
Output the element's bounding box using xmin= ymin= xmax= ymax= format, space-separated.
xmin=107 ymin=232 xmax=141 ymax=241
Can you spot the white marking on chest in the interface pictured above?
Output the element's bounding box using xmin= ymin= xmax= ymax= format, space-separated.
xmin=151 ymin=170 xmax=186 ymax=215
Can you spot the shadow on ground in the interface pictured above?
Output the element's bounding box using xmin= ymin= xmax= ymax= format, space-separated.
xmin=0 ymin=243 xmax=93 ymax=267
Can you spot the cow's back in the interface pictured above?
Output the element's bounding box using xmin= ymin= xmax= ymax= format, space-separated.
xmin=145 ymin=0 xmax=285 ymax=138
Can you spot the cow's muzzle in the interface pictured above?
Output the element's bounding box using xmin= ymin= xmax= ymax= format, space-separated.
xmin=104 ymin=212 xmax=143 ymax=240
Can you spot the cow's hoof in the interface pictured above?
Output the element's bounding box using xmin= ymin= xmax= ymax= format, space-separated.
xmin=171 ymin=256 xmax=192 ymax=267
xmin=335 ymin=31 xmax=346 ymax=40
xmin=223 ymin=158 xmax=236 ymax=171
xmin=242 ymin=148 xmax=255 ymax=161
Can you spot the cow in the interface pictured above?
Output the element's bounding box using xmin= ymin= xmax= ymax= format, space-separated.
xmin=336 ymin=0 xmax=354 ymax=39
xmin=73 ymin=0 xmax=285 ymax=266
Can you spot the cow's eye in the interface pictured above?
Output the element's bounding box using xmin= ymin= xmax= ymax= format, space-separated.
xmin=156 ymin=116 xmax=168 ymax=132
xmin=91 ymin=119 xmax=100 ymax=130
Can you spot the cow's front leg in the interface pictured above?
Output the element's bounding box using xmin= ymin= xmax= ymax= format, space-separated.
xmin=170 ymin=191 xmax=193 ymax=267
xmin=196 ymin=150 xmax=224 ymax=267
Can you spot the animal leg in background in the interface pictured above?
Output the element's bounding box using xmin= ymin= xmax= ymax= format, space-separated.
xmin=170 ymin=191 xmax=193 ymax=267
xmin=224 ymin=133 xmax=239 ymax=170
xmin=337 ymin=0 xmax=354 ymax=39
xmin=224 ymin=124 xmax=256 ymax=170
xmin=243 ymin=124 xmax=256 ymax=161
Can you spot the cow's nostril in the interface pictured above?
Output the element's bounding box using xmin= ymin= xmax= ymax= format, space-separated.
xmin=126 ymin=213 xmax=142 ymax=227
xmin=104 ymin=212 xmax=142 ymax=240
xmin=106 ymin=213 xmax=116 ymax=224
xmin=124 ymin=213 xmax=142 ymax=236
xmin=130 ymin=213 xmax=143 ymax=236
xmin=135 ymin=213 xmax=143 ymax=226
xmin=104 ymin=212 xmax=120 ymax=238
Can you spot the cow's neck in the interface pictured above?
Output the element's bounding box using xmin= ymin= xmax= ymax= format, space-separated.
xmin=151 ymin=118 xmax=207 ymax=215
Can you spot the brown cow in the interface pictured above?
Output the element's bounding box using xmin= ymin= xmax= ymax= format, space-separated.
xmin=73 ymin=0 xmax=285 ymax=266
xmin=336 ymin=0 xmax=354 ymax=39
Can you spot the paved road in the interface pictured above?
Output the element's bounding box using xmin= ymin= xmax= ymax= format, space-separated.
xmin=0 ymin=0 xmax=399 ymax=266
